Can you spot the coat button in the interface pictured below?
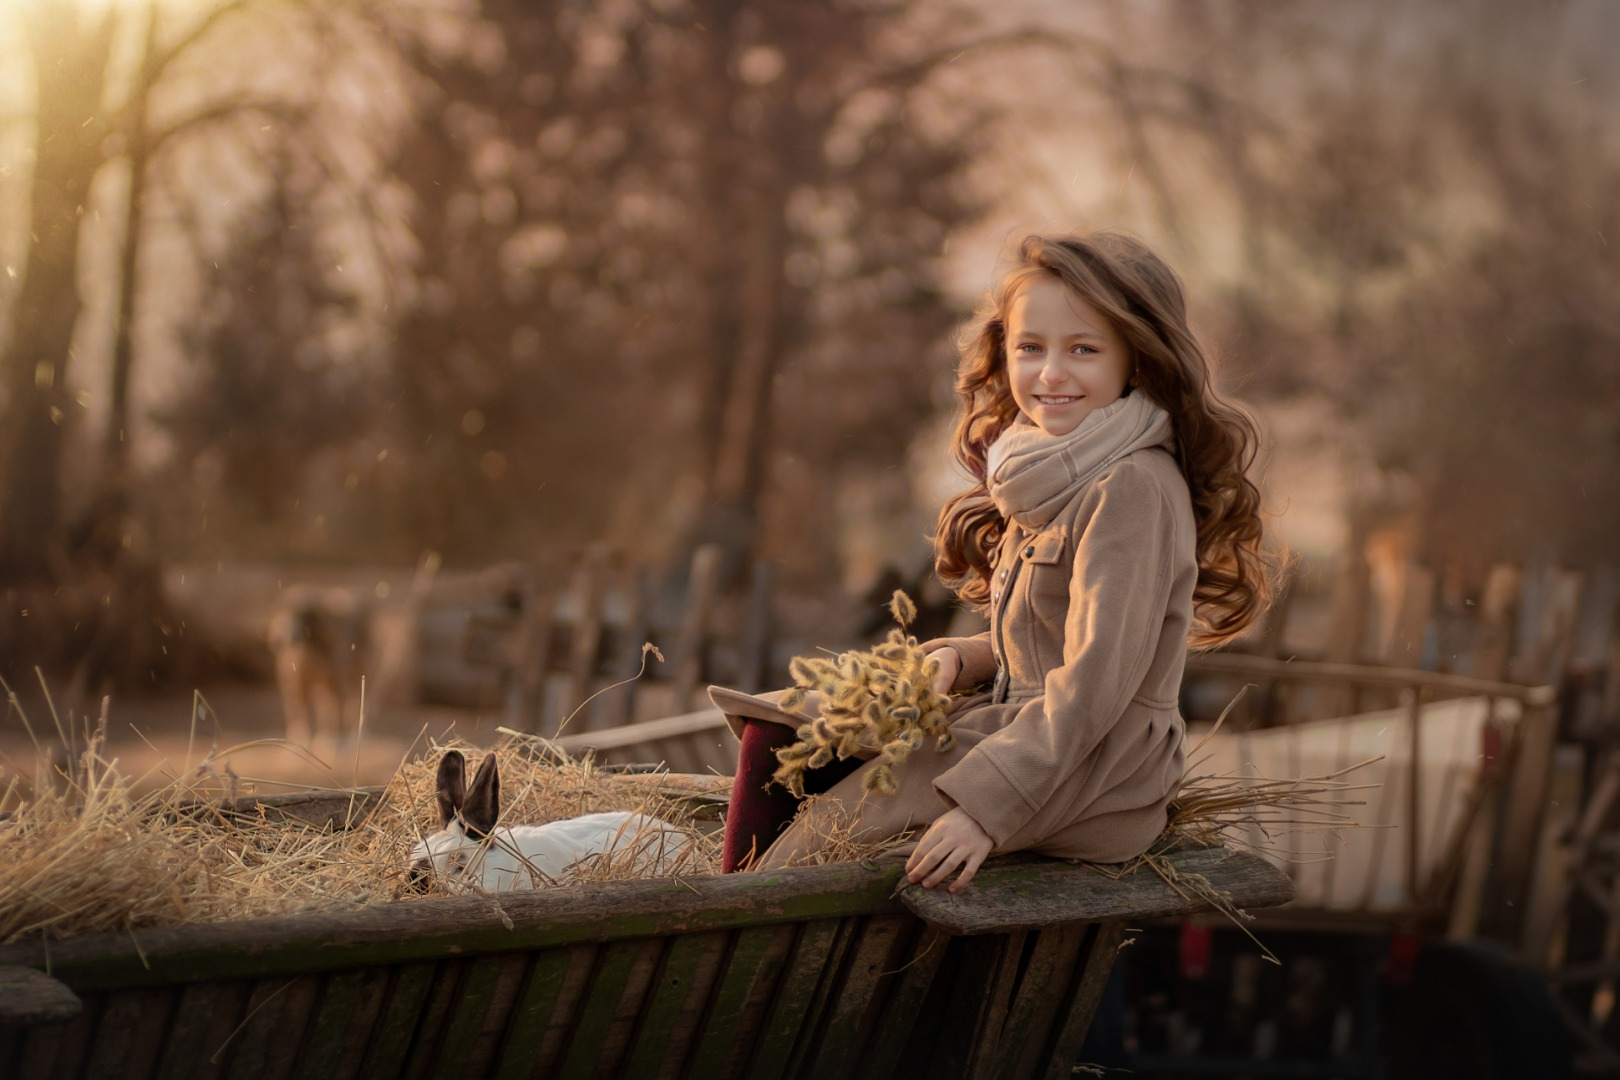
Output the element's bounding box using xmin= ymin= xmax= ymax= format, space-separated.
xmin=1024 ymin=545 xmax=1035 ymax=558
xmin=998 ymin=568 xmax=1008 ymax=582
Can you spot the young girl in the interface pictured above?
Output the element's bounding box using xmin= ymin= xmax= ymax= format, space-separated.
xmin=710 ymin=232 xmax=1269 ymax=892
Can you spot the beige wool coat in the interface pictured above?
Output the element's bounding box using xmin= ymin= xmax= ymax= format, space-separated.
xmin=709 ymin=442 xmax=1198 ymax=867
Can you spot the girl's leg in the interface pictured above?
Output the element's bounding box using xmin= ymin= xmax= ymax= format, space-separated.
xmin=722 ymin=719 xmax=800 ymax=872
xmin=722 ymin=718 xmax=862 ymax=872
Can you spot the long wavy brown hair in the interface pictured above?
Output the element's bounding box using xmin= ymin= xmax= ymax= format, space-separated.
xmin=934 ymin=232 xmax=1270 ymax=648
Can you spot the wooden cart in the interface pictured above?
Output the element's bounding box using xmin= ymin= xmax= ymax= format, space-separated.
xmin=0 ymin=848 xmax=1289 ymax=1080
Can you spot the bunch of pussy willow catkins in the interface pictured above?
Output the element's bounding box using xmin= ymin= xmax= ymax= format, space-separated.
xmin=772 ymin=591 xmax=955 ymax=798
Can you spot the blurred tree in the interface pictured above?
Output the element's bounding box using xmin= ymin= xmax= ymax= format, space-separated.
xmin=0 ymin=4 xmax=118 ymax=580
xmin=360 ymin=0 xmax=990 ymax=583
xmin=0 ymin=0 xmax=302 ymax=579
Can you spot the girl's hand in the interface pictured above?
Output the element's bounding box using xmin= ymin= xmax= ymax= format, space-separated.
xmin=925 ymin=646 xmax=961 ymax=696
xmin=905 ymin=807 xmax=993 ymax=893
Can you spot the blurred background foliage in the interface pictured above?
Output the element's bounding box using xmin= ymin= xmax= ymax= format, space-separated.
xmin=0 ymin=0 xmax=1616 ymax=690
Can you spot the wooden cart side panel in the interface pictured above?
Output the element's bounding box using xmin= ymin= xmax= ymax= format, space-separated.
xmin=555 ymin=938 xmax=661 ymax=1080
xmin=777 ymin=917 xmax=864 ymax=1080
xmin=495 ymin=945 xmax=597 ymax=1080
xmin=996 ymin=923 xmax=1090 ymax=1080
xmin=744 ymin=919 xmax=846 ymax=1080
xmin=155 ymin=980 xmax=251 ymax=1080
xmin=920 ymin=935 xmax=1008 ymax=1078
xmin=430 ymin=952 xmax=531 ymax=1080
xmin=634 ymin=930 xmax=731 ymax=1080
xmin=83 ymin=985 xmax=174 ymax=1080
xmin=966 ymin=930 xmax=1032 ymax=1080
xmin=402 ymin=959 xmax=473 ymax=1080
xmin=802 ymin=914 xmax=912 ymax=1080
xmin=294 ymin=965 xmax=391 ymax=1080
xmin=228 ymin=974 xmax=321 ymax=1080
xmin=492 ymin=949 xmax=572 ymax=1080
xmin=357 ymin=961 xmax=438 ymax=1080
xmin=1038 ymin=922 xmax=1126 ymax=1080
xmin=21 ymin=994 xmax=80 ymax=1080
xmin=852 ymin=925 xmax=951 ymax=1080
xmin=681 ymin=923 xmax=795 ymax=1079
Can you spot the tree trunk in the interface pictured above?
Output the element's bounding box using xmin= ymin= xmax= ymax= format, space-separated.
xmin=684 ymin=1 xmax=793 ymax=576
xmin=0 ymin=9 xmax=115 ymax=580
xmin=105 ymin=6 xmax=159 ymax=488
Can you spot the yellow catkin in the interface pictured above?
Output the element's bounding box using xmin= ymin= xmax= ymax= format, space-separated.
xmin=772 ymin=590 xmax=956 ymax=797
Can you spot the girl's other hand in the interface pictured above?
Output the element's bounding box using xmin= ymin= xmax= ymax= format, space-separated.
xmin=925 ymin=646 xmax=961 ymax=696
xmin=905 ymin=807 xmax=993 ymax=893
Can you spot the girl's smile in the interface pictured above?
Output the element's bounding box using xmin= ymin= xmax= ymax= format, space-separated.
xmin=1005 ymin=277 xmax=1131 ymax=437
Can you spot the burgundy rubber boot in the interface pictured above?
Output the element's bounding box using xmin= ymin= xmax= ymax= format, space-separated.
xmin=721 ymin=718 xmax=863 ymax=872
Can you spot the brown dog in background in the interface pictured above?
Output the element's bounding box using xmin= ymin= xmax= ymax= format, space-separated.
xmin=267 ymin=585 xmax=370 ymax=749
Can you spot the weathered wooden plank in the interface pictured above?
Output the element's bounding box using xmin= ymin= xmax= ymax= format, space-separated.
xmin=746 ymin=919 xmax=847 ymax=1080
xmin=13 ymin=1013 xmax=69 ymax=1079
xmin=1183 ymin=652 xmax=1555 ymax=704
xmin=2 ymin=862 xmax=904 ymax=992
xmin=516 ymin=582 xmax=556 ymax=735
xmin=852 ymin=925 xmax=950 ymax=1080
xmin=564 ymin=544 xmax=612 ymax=731
xmin=223 ymin=976 xmax=306 ymax=1080
xmin=926 ymin=935 xmax=1008 ymax=1078
xmin=0 ymin=1027 xmax=21 ymax=1079
xmin=555 ymin=939 xmax=655 ymax=1080
xmin=672 ymin=544 xmax=721 ymax=712
xmin=401 ymin=960 xmax=469 ymax=1080
xmin=356 ymin=962 xmax=437 ymax=1080
xmin=257 ymin=975 xmax=322 ymax=1080
xmin=1038 ymin=922 xmax=1126 ymax=1080
xmin=586 ymin=939 xmax=664 ymax=1079
xmin=13 ymin=1003 xmax=83 ymax=1080
xmin=779 ymin=917 xmax=862 ymax=1080
xmin=738 ymin=560 xmax=776 ymax=694
xmin=291 ymin=966 xmax=390 ymax=1080
xmin=177 ymin=788 xmax=385 ymax=832
xmin=618 ymin=931 xmax=725 ymax=1080
xmin=32 ymin=991 xmax=98 ymax=1080
xmin=94 ymin=987 xmax=175 ymax=1080
xmin=964 ymin=931 xmax=1030 ymax=1080
xmin=155 ymin=980 xmax=250 ymax=1080
xmin=493 ymin=945 xmax=595 ymax=1080
xmin=994 ymin=923 xmax=1090 ymax=1080
xmin=430 ymin=952 xmax=528 ymax=1080
xmin=684 ymin=924 xmax=793 ymax=1078
xmin=1495 ymin=700 xmax=1561 ymax=927
xmin=551 ymin=709 xmax=727 ymax=754
xmin=899 ymin=850 xmax=1294 ymax=936
xmin=0 ymin=965 xmax=80 ymax=1025
xmin=53 ymin=990 xmax=101 ymax=1078
xmin=804 ymin=915 xmax=909 ymax=1080
xmin=601 ymin=563 xmax=652 ymax=727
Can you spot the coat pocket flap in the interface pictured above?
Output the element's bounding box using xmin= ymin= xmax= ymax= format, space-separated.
xmin=1022 ymin=529 xmax=1067 ymax=565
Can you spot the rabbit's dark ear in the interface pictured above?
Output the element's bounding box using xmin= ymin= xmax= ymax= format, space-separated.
xmin=435 ymin=750 xmax=467 ymax=828
xmin=461 ymin=754 xmax=500 ymax=837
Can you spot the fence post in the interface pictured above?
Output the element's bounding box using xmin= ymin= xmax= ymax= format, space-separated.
xmin=671 ymin=544 xmax=721 ymax=713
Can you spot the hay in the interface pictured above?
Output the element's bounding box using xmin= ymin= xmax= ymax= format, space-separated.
xmin=0 ymin=696 xmax=727 ymax=945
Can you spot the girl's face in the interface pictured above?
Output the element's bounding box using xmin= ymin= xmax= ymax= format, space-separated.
xmin=1005 ymin=276 xmax=1131 ymax=437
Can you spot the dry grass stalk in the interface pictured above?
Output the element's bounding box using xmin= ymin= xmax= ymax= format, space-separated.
xmin=772 ymin=793 xmax=918 ymax=869
xmin=773 ymin=590 xmax=954 ymax=798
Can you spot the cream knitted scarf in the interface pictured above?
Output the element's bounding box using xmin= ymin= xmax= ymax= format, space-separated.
xmin=986 ymin=391 xmax=1174 ymax=528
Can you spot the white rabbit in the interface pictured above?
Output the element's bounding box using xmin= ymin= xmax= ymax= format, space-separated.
xmin=407 ymin=750 xmax=691 ymax=892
